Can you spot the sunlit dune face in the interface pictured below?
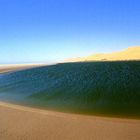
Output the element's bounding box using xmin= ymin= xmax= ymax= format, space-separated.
xmin=65 ymin=46 xmax=140 ymax=62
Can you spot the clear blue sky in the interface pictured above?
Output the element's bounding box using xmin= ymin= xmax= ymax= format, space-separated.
xmin=0 ymin=0 xmax=140 ymax=63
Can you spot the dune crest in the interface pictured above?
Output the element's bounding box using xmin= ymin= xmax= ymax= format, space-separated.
xmin=65 ymin=46 xmax=140 ymax=62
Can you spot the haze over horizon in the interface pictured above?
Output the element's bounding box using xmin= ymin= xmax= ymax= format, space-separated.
xmin=0 ymin=0 xmax=140 ymax=64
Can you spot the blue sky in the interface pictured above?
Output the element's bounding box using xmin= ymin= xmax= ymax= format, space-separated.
xmin=0 ymin=0 xmax=140 ymax=63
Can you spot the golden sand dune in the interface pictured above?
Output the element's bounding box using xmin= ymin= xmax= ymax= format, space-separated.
xmin=65 ymin=46 xmax=140 ymax=62
xmin=0 ymin=102 xmax=140 ymax=140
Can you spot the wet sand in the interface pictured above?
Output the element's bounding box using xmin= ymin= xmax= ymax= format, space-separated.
xmin=0 ymin=101 xmax=140 ymax=140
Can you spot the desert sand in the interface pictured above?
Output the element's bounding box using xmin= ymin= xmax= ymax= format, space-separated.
xmin=0 ymin=101 xmax=140 ymax=140
xmin=65 ymin=46 xmax=140 ymax=62
xmin=0 ymin=64 xmax=46 ymax=74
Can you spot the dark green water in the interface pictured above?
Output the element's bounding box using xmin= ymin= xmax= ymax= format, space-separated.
xmin=0 ymin=61 xmax=140 ymax=118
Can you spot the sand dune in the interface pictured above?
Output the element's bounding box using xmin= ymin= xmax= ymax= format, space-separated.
xmin=65 ymin=46 xmax=140 ymax=62
xmin=0 ymin=101 xmax=140 ymax=140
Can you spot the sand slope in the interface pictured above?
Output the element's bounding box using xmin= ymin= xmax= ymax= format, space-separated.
xmin=0 ymin=102 xmax=140 ymax=140
xmin=65 ymin=46 xmax=140 ymax=62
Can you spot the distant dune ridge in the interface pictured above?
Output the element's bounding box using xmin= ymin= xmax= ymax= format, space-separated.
xmin=65 ymin=46 xmax=140 ymax=62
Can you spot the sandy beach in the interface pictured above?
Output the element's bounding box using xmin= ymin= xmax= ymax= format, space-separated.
xmin=0 ymin=101 xmax=140 ymax=140
xmin=0 ymin=64 xmax=46 ymax=74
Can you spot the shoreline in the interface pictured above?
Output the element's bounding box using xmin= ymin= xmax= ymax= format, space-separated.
xmin=1 ymin=99 xmax=140 ymax=120
xmin=0 ymin=101 xmax=139 ymax=121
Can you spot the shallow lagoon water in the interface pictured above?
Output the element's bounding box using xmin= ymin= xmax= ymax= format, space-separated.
xmin=0 ymin=61 xmax=140 ymax=118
